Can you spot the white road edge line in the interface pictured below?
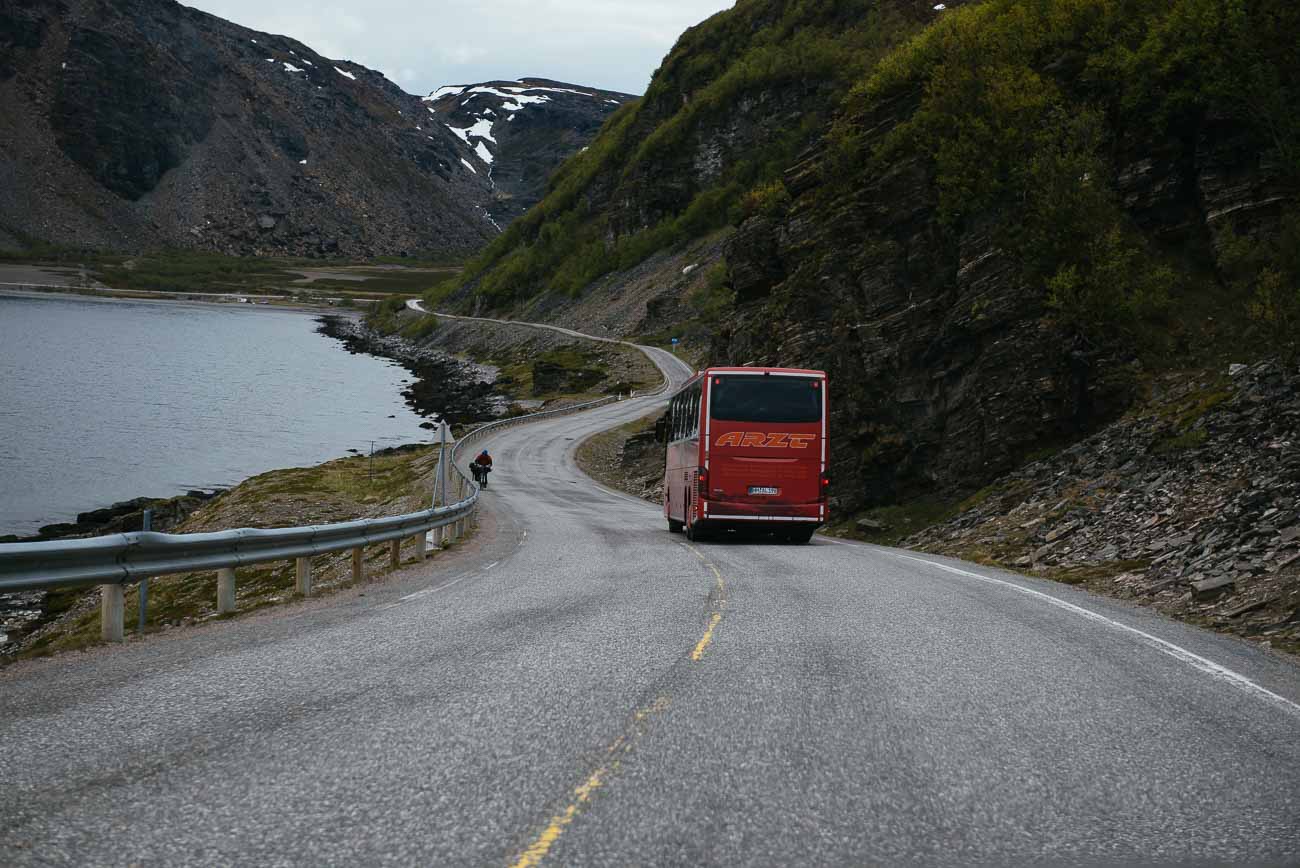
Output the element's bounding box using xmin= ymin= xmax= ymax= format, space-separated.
xmin=877 ymin=548 xmax=1300 ymax=716
xmin=485 ymin=561 xmax=499 ymax=571
xmin=400 ymin=574 xmax=471 ymax=601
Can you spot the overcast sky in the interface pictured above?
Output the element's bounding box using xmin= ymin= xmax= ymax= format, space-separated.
xmin=186 ymin=1 xmax=733 ymax=96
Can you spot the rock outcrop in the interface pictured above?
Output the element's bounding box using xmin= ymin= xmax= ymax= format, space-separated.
xmin=904 ymin=361 xmax=1300 ymax=655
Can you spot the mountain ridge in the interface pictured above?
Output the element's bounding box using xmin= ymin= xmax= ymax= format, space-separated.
xmin=421 ymin=77 xmax=636 ymax=227
xmin=0 ymin=0 xmax=625 ymax=258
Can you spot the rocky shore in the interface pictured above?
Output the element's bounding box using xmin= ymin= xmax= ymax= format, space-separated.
xmin=0 ymin=489 xmax=220 ymax=651
xmin=316 ymin=315 xmax=503 ymax=425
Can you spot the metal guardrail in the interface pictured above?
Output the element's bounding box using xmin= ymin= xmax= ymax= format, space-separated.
xmin=0 ymin=501 xmax=476 ymax=594
xmin=0 ymin=335 xmax=673 ymax=641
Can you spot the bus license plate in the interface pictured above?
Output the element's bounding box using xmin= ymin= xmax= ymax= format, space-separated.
xmin=749 ymin=486 xmax=780 ymax=496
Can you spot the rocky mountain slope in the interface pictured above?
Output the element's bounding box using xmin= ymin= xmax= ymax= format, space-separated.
xmin=438 ymin=0 xmax=1299 ymax=648
xmin=450 ymin=0 xmax=1298 ymax=510
xmin=716 ymin=0 xmax=1299 ymax=515
xmin=422 ymin=78 xmax=634 ymax=227
xmin=902 ymin=361 xmax=1300 ymax=656
xmin=0 ymin=0 xmax=625 ymax=258
xmin=445 ymin=0 xmax=935 ymax=310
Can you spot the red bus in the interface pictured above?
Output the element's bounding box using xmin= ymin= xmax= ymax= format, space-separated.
xmin=657 ymin=367 xmax=828 ymax=543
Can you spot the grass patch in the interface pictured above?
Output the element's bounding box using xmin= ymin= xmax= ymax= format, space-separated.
xmin=1042 ymin=559 xmax=1153 ymax=587
xmin=1151 ymin=427 xmax=1209 ymax=454
xmin=575 ymin=411 xmax=665 ymax=502
xmin=828 ymin=495 xmax=967 ymax=547
xmin=494 ymin=347 xmax=608 ymax=401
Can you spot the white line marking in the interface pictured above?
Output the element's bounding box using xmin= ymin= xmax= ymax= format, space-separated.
xmin=884 ymin=550 xmax=1300 ymax=716
xmin=485 ymin=561 xmax=499 ymax=571
xmin=400 ymin=574 xmax=470 ymax=601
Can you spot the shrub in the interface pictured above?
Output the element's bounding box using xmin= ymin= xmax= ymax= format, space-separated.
xmin=1222 ymin=212 xmax=1300 ymax=358
xmin=740 ymin=181 xmax=791 ymax=220
xmin=686 ymin=261 xmax=735 ymax=326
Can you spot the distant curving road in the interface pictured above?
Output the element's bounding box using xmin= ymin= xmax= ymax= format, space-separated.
xmin=2 ymin=314 xmax=1298 ymax=866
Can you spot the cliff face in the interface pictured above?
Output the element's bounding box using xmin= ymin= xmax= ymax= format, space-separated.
xmin=422 ymin=79 xmax=635 ymax=227
xmin=0 ymin=0 xmax=497 ymax=257
xmin=714 ymin=0 xmax=1299 ymax=514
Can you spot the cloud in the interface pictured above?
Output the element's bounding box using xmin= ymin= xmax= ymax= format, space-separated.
xmin=186 ymin=0 xmax=734 ymax=95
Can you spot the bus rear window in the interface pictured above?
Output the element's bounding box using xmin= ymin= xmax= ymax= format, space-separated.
xmin=709 ymin=375 xmax=822 ymax=423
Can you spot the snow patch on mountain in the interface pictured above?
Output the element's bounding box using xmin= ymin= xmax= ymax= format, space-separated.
xmin=426 ymin=85 xmax=467 ymax=101
xmin=446 ymin=118 xmax=495 ymax=145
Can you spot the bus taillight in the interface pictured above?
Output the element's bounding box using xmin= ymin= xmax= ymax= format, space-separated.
xmin=697 ymin=467 xmax=708 ymax=498
xmin=820 ymin=474 xmax=830 ymax=499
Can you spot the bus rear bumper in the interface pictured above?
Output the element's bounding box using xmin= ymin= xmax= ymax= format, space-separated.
xmin=698 ymin=501 xmax=824 ymax=525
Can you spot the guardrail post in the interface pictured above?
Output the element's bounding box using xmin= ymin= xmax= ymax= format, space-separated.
xmin=352 ymin=547 xmax=364 ymax=582
xmin=389 ymin=538 xmax=401 ymax=571
xmin=101 ymin=584 xmax=124 ymax=642
xmin=414 ymin=532 xmax=427 ymax=560
xmin=295 ymin=557 xmax=313 ymax=595
xmin=137 ymin=508 xmax=153 ymax=634
xmin=217 ymin=568 xmax=236 ymax=614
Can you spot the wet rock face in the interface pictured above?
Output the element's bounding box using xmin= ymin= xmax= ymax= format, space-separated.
xmin=720 ymin=128 xmax=1110 ymax=510
xmin=52 ymin=7 xmax=218 ymax=200
xmin=0 ymin=8 xmax=46 ymax=80
xmin=717 ymin=94 xmax=1292 ymax=514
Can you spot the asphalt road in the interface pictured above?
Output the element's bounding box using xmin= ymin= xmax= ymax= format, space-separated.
xmin=2 ymin=330 xmax=1298 ymax=866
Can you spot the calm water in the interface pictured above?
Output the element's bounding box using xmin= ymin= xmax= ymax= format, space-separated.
xmin=0 ymin=294 xmax=431 ymax=537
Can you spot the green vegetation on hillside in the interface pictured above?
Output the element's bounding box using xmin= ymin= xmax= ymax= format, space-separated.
xmin=446 ymin=0 xmax=927 ymax=310
xmin=829 ymin=0 xmax=1299 ymax=354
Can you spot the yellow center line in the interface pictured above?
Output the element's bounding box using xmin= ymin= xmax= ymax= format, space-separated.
xmin=508 ymin=548 xmax=728 ymax=866
xmin=682 ymin=543 xmax=727 ymax=662
xmin=509 ymin=697 xmax=670 ymax=868
xmin=690 ymin=612 xmax=722 ymax=661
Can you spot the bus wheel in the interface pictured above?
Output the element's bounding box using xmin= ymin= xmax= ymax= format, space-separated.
xmin=668 ymin=519 xmax=684 ymax=534
xmin=686 ymin=518 xmax=707 ymax=542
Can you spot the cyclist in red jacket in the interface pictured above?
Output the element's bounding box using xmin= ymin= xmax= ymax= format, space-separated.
xmin=470 ymin=449 xmax=493 ymax=487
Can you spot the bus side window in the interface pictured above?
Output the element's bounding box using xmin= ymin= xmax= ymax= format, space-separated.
xmin=671 ymin=395 xmax=681 ymax=441
xmin=690 ymin=388 xmax=700 ymax=438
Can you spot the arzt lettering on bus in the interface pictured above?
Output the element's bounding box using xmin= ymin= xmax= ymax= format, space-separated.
xmin=714 ymin=432 xmax=816 ymax=449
